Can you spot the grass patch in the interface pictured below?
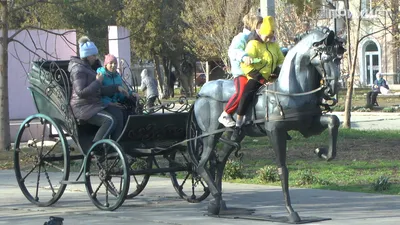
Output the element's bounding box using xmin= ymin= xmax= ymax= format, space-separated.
xmin=334 ymin=88 xmax=400 ymax=112
xmin=224 ymin=159 xmax=400 ymax=195
xmin=224 ymin=128 xmax=400 ymax=195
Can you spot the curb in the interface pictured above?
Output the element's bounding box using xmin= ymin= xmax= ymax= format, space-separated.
xmin=329 ymin=112 xmax=400 ymax=116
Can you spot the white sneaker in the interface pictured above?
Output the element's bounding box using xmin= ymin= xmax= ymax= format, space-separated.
xmin=218 ymin=112 xmax=236 ymax=127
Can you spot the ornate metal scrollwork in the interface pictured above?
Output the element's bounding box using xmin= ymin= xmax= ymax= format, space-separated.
xmin=140 ymin=96 xmax=192 ymax=114
xmin=29 ymin=60 xmax=78 ymax=137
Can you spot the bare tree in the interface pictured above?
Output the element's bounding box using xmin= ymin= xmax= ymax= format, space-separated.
xmin=0 ymin=0 xmax=11 ymax=150
xmin=275 ymin=3 xmax=327 ymax=47
xmin=182 ymin=0 xmax=256 ymax=70
xmin=342 ymin=0 xmax=399 ymax=128
xmin=0 ymin=0 xmax=78 ymax=151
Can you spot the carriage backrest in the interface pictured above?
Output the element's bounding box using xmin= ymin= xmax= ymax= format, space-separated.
xmin=117 ymin=113 xmax=189 ymax=152
xmin=28 ymin=60 xmax=77 ymax=136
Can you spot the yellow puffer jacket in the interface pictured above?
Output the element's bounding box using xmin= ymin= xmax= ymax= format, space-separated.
xmin=240 ymin=32 xmax=284 ymax=82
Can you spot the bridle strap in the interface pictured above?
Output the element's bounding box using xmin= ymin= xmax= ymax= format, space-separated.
xmin=262 ymin=48 xmax=330 ymax=97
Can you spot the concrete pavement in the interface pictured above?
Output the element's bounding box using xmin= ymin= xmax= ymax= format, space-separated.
xmin=331 ymin=112 xmax=400 ymax=130
xmin=1 ymin=169 xmax=400 ymax=225
xmin=2 ymin=113 xmax=400 ymax=224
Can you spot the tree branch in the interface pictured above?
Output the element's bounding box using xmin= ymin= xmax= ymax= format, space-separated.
xmin=8 ymin=25 xmax=77 ymax=44
xmin=9 ymin=28 xmax=79 ymax=60
xmin=9 ymin=0 xmax=43 ymax=13
xmin=359 ymin=23 xmax=396 ymax=43
xmin=10 ymin=39 xmax=44 ymax=59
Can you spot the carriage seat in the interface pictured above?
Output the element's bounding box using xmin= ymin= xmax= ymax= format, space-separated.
xmin=31 ymin=60 xmax=90 ymax=125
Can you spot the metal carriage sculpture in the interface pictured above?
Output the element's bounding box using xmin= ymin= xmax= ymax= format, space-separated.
xmin=186 ymin=27 xmax=346 ymax=222
xmin=13 ymin=59 xmax=209 ymax=211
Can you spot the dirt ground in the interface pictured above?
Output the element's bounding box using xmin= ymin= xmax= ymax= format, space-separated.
xmin=239 ymin=134 xmax=400 ymax=164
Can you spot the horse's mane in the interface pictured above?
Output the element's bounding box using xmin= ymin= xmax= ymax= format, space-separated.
xmin=293 ymin=26 xmax=331 ymax=44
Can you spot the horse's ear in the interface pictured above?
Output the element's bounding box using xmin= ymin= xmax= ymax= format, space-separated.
xmin=325 ymin=31 xmax=335 ymax=46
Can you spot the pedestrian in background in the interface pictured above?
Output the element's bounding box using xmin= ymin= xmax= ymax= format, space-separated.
xmin=140 ymin=68 xmax=159 ymax=111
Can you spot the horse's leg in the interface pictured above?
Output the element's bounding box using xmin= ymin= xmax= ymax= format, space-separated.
xmin=313 ymin=114 xmax=340 ymax=161
xmin=268 ymin=128 xmax=301 ymax=222
xmin=214 ymin=133 xmax=245 ymax=211
xmin=196 ymin=135 xmax=222 ymax=215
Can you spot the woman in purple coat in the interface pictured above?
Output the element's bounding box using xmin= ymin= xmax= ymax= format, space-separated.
xmin=69 ymin=36 xmax=124 ymax=143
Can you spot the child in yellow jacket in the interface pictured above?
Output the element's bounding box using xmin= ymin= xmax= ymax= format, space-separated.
xmin=234 ymin=16 xmax=285 ymax=131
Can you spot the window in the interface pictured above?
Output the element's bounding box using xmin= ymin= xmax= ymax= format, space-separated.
xmin=360 ymin=0 xmax=381 ymax=19
xmin=361 ymin=0 xmax=373 ymax=12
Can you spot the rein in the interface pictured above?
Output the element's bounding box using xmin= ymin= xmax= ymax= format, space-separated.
xmin=262 ymin=86 xmax=324 ymax=96
xmin=261 ymin=48 xmax=329 ymax=97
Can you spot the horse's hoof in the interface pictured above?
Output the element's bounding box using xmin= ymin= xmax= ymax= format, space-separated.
xmin=220 ymin=200 xmax=227 ymax=210
xmin=288 ymin=211 xmax=301 ymax=223
xmin=314 ymin=148 xmax=326 ymax=159
xmin=207 ymin=200 xmax=221 ymax=215
xmin=315 ymin=148 xmax=335 ymax=161
xmin=210 ymin=199 xmax=227 ymax=210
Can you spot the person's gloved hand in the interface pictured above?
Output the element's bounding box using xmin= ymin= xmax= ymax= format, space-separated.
xmin=272 ymin=67 xmax=281 ymax=77
xmin=268 ymin=67 xmax=281 ymax=82
xmin=255 ymin=74 xmax=267 ymax=85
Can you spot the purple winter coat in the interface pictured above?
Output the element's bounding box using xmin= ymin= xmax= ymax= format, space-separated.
xmin=68 ymin=56 xmax=118 ymax=120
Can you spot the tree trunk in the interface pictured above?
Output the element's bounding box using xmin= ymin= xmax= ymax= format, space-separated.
xmin=343 ymin=0 xmax=362 ymax=128
xmin=0 ymin=0 xmax=11 ymax=150
xmin=153 ymin=54 xmax=164 ymax=98
xmin=161 ymin=57 xmax=171 ymax=99
xmin=392 ymin=0 xmax=399 ymax=82
xmin=171 ymin=61 xmax=191 ymax=97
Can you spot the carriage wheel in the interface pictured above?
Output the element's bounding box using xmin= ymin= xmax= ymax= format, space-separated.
xmin=14 ymin=114 xmax=70 ymax=207
xmin=84 ymin=140 xmax=130 ymax=211
xmin=168 ymin=106 xmax=216 ymax=203
xmin=169 ymin=148 xmax=214 ymax=203
xmin=125 ymin=156 xmax=152 ymax=199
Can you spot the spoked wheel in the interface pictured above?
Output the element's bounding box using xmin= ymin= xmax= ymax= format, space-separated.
xmin=168 ymin=106 xmax=216 ymax=203
xmin=14 ymin=114 xmax=70 ymax=207
xmin=84 ymin=140 xmax=130 ymax=211
xmin=125 ymin=156 xmax=152 ymax=199
xmin=169 ymin=148 xmax=214 ymax=203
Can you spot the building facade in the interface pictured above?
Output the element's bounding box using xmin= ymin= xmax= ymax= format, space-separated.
xmin=318 ymin=0 xmax=399 ymax=87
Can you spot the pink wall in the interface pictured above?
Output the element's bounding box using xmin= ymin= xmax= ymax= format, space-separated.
xmin=7 ymin=29 xmax=77 ymax=120
xmin=108 ymin=26 xmax=132 ymax=85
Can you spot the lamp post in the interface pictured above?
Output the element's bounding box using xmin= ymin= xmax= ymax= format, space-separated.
xmin=260 ymin=0 xmax=275 ymax=17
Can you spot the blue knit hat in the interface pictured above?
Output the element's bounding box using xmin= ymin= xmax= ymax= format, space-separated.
xmin=78 ymin=36 xmax=98 ymax=58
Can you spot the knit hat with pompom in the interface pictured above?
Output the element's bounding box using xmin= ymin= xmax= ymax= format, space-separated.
xmin=78 ymin=36 xmax=98 ymax=58
xmin=104 ymin=54 xmax=117 ymax=66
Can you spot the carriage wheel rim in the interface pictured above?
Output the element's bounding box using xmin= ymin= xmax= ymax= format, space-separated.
xmin=13 ymin=114 xmax=70 ymax=206
xmin=84 ymin=139 xmax=130 ymax=211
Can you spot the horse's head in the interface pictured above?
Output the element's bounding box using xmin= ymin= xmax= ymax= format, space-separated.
xmin=308 ymin=27 xmax=345 ymax=100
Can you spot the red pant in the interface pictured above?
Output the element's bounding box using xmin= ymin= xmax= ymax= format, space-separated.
xmin=224 ymin=76 xmax=248 ymax=114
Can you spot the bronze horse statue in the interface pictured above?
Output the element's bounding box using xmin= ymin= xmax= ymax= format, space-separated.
xmin=186 ymin=27 xmax=345 ymax=222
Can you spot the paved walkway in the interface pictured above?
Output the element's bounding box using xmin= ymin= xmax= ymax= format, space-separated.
xmin=2 ymin=113 xmax=400 ymax=224
xmin=1 ymin=170 xmax=400 ymax=225
xmin=331 ymin=112 xmax=400 ymax=130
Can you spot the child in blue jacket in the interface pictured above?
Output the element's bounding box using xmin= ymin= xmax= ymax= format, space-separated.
xmin=97 ymin=54 xmax=139 ymax=120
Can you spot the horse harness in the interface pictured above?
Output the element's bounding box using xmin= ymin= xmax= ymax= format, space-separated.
xmin=249 ymin=49 xmax=335 ymax=134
